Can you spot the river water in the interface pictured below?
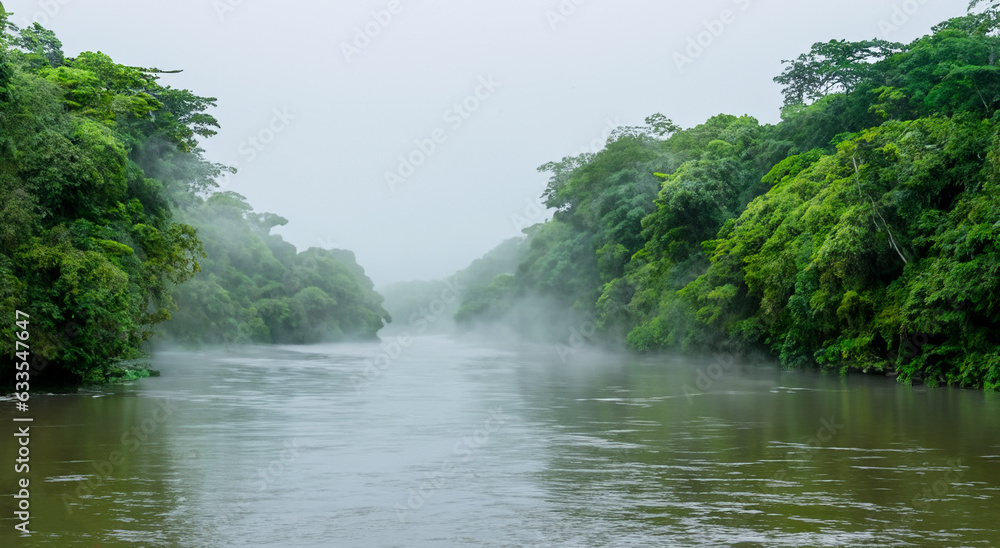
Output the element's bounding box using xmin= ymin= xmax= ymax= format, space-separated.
xmin=2 ymin=335 xmax=999 ymax=547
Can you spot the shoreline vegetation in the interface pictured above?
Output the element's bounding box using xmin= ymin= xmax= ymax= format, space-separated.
xmin=391 ymin=8 xmax=1000 ymax=390
xmin=0 ymin=7 xmax=388 ymax=388
xmin=3 ymin=5 xmax=1000 ymax=390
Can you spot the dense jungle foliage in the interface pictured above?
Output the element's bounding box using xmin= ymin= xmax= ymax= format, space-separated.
xmin=454 ymin=10 xmax=1000 ymax=389
xmin=0 ymin=9 xmax=388 ymax=386
xmin=4 ymin=5 xmax=999 ymax=390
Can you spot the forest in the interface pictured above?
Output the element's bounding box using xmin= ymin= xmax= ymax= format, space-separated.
xmin=0 ymin=8 xmax=388 ymax=386
xmin=444 ymin=9 xmax=1000 ymax=389
xmin=3 ymin=5 xmax=999 ymax=390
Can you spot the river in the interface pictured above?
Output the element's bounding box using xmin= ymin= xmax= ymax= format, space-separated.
xmin=2 ymin=335 xmax=999 ymax=547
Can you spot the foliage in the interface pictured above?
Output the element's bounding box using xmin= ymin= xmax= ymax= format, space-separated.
xmin=0 ymin=22 xmax=205 ymax=384
xmin=675 ymin=117 xmax=999 ymax=388
xmin=453 ymin=10 xmax=1000 ymax=389
xmin=159 ymin=192 xmax=389 ymax=345
xmin=774 ymin=39 xmax=904 ymax=107
xmin=382 ymin=237 xmax=528 ymax=333
xmin=0 ymin=22 xmax=387 ymax=386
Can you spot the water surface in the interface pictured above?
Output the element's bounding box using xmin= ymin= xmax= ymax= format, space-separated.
xmin=3 ymin=336 xmax=999 ymax=546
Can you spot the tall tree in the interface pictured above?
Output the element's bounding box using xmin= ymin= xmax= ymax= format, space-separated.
xmin=774 ymin=39 xmax=902 ymax=106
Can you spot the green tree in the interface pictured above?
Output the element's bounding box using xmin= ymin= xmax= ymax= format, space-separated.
xmin=774 ymin=39 xmax=903 ymax=106
xmin=1 ymin=21 xmax=388 ymax=387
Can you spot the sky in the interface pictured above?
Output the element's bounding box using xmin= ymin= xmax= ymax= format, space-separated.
xmin=5 ymin=0 xmax=968 ymax=287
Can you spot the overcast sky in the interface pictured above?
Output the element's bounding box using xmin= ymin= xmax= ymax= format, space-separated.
xmin=6 ymin=0 xmax=967 ymax=287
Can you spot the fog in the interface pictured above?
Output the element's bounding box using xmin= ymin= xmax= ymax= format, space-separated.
xmin=8 ymin=0 xmax=964 ymax=287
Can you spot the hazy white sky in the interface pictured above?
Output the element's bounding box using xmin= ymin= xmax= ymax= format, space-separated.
xmin=6 ymin=0 xmax=966 ymax=287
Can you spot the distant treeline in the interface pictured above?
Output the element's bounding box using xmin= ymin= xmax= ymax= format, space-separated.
xmin=0 ymin=11 xmax=388 ymax=386
xmin=161 ymin=193 xmax=388 ymax=347
xmin=380 ymin=236 xmax=527 ymax=334
xmin=442 ymin=10 xmax=1000 ymax=388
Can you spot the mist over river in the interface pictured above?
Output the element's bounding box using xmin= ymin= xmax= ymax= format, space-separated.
xmin=3 ymin=336 xmax=1000 ymax=547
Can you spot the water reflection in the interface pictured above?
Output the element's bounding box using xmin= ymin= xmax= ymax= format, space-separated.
xmin=1 ymin=337 xmax=998 ymax=547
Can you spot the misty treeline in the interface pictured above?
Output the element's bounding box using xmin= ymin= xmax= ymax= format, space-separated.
xmin=0 ymin=10 xmax=388 ymax=385
xmin=380 ymin=237 xmax=527 ymax=334
xmin=401 ymin=9 xmax=1000 ymax=389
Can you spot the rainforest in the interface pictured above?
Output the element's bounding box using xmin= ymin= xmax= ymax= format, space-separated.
xmin=444 ymin=11 xmax=1000 ymax=390
xmin=3 ymin=3 xmax=1000 ymax=547
xmin=0 ymin=9 xmax=388 ymax=386
xmin=3 ymin=7 xmax=1000 ymax=389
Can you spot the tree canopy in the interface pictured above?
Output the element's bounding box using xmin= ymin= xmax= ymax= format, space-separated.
xmin=453 ymin=10 xmax=1000 ymax=389
xmin=0 ymin=19 xmax=388 ymax=386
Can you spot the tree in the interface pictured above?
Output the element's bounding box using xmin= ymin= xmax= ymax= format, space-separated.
xmin=0 ymin=21 xmax=390 ymax=386
xmin=0 ymin=2 xmax=12 ymax=105
xmin=13 ymin=23 xmax=64 ymax=68
xmin=644 ymin=113 xmax=680 ymax=138
xmin=774 ymin=39 xmax=903 ymax=106
xmin=969 ymin=0 xmax=1000 ymax=32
